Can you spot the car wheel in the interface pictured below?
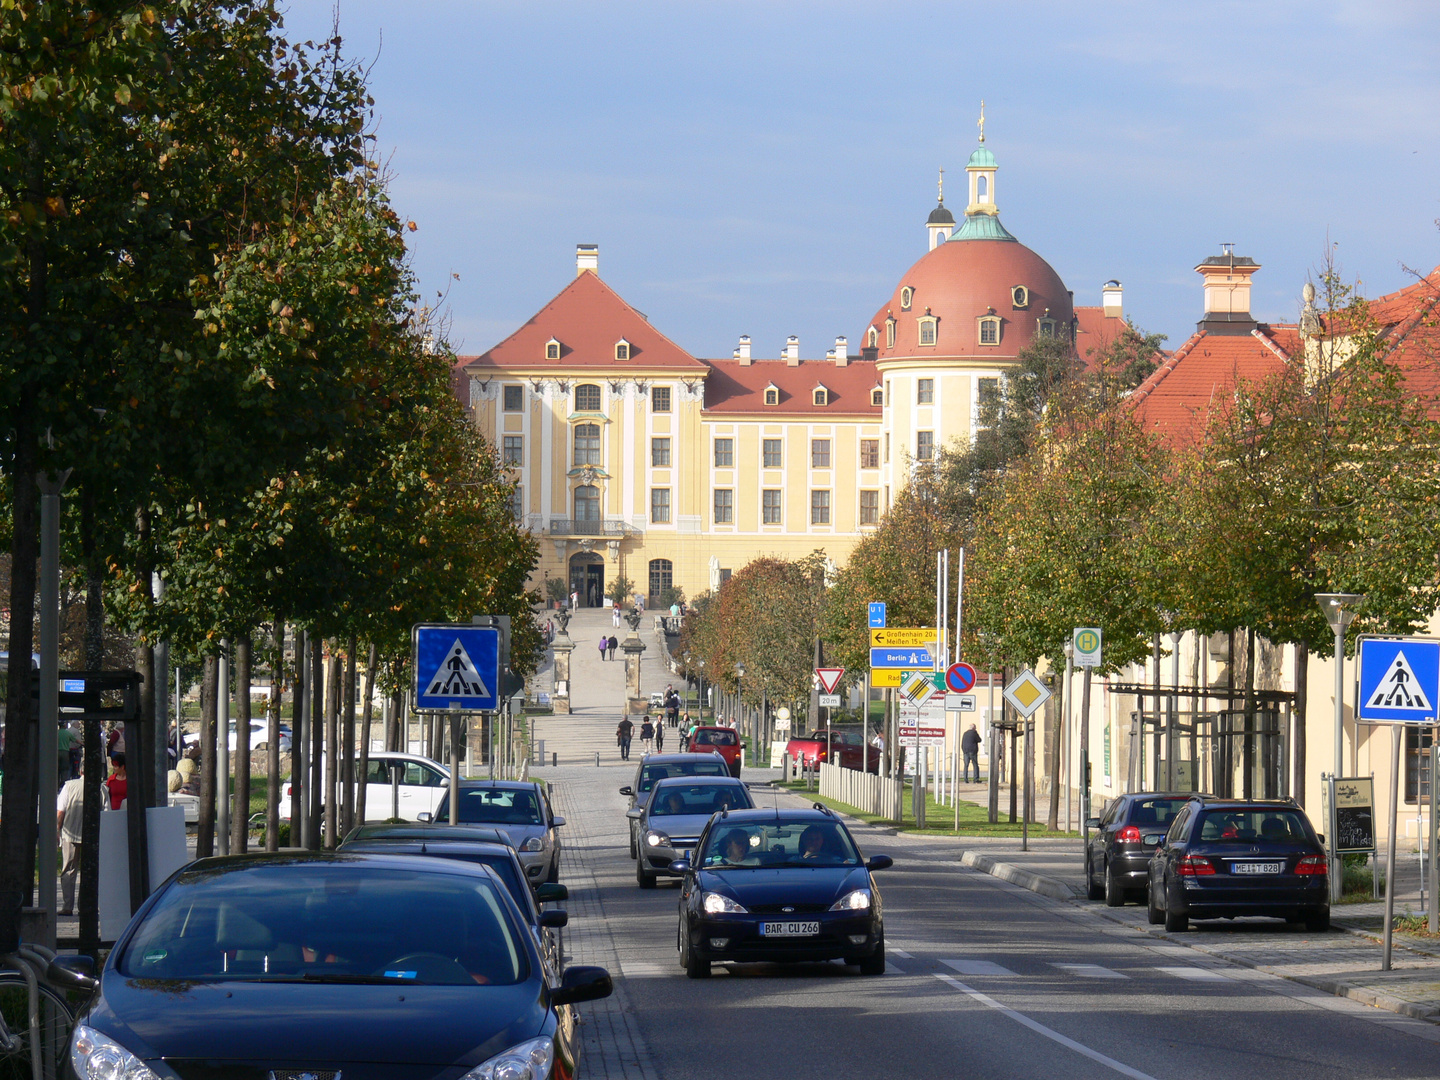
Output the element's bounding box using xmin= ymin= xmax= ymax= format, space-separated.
xmin=1085 ymin=855 xmax=1104 ymax=902
xmin=1104 ymin=863 xmax=1125 ymax=907
xmin=546 ymin=858 xmax=560 ymax=885
xmin=857 ymin=937 xmax=885 ymax=976
xmin=1304 ymin=909 xmax=1330 ymax=933
xmin=636 ymin=858 xmax=656 ymax=889
xmin=1146 ymin=879 xmax=1165 ymax=925
xmin=1164 ymin=887 xmax=1188 ymax=933
xmin=629 ymin=828 xmax=638 ymax=860
xmin=681 ymin=923 xmax=710 ymax=979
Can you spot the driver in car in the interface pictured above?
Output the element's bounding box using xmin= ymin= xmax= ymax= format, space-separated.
xmin=721 ymin=830 xmax=752 ymax=865
xmin=798 ymin=825 xmax=830 ymax=861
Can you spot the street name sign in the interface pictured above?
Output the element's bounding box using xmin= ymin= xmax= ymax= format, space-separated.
xmin=945 ymin=662 xmax=977 ymax=693
xmin=870 ymin=647 xmax=936 ymax=669
xmin=870 ymin=627 xmax=937 ymax=648
xmin=413 ymin=623 xmax=501 ymax=711
xmin=1002 ymin=668 xmax=1051 ymax=719
xmin=815 ymin=667 xmax=846 ymax=694
xmin=1357 ymin=636 xmax=1440 ymax=724
xmin=868 ymin=602 xmax=887 ymax=628
xmin=1073 ymin=628 xmax=1102 ymax=669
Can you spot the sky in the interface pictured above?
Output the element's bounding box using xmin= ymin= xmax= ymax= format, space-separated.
xmin=282 ymin=1 xmax=1440 ymax=359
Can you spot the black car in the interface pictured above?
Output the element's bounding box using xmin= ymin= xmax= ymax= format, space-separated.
xmin=672 ymin=806 xmax=892 ymax=979
xmin=620 ymin=752 xmax=731 ymax=857
xmin=342 ymin=822 xmax=515 ymax=847
xmin=1085 ymin=792 xmax=1192 ymax=906
xmin=635 ymin=776 xmax=753 ymax=886
xmin=51 ymin=852 xmax=611 ymax=1080
xmin=1146 ymin=797 xmax=1330 ymax=932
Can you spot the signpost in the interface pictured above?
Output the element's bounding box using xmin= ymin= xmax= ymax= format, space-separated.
xmin=414 ymin=623 xmax=503 ymax=823
xmin=1073 ymin=627 xmax=1102 ymax=847
xmin=870 ymin=627 xmax=938 ymax=648
xmin=945 ymin=662 xmax=977 ymax=694
xmin=815 ymin=667 xmax=845 ymax=694
xmin=870 ymin=647 xmax=936 ymax=669
xmin=869 ymin=602 xmax=887 ymax=629
xmin=1004 ymin=669 xmax=1051 ymax=852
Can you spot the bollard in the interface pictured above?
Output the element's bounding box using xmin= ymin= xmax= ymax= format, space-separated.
xmin=553 ymin=752 xmax=558 ymax=767
xmin=595 ymin=751 xmax=600 ymax=767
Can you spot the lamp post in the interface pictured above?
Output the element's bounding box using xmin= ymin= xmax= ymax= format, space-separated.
xmin=736 ymin=662 xmax=746 ymax=744
xmin=1316 ymin=592 xmax=1365 ymax=903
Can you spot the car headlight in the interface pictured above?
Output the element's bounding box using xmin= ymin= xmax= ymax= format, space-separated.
xmin=702 ymin=891 xmax=748 ymax=914
xmin=830 ymin=889 xmax=872 ymax=911
xmin=646 ymin=831 xmax=670 ymax=848
xmin=519 ymin=836 xmax=544 ymax=853
xmin=71 ymin=1024 xmax=163 ymax=1080
xmin=461 ymin=1035 xmax=554 ymax=1080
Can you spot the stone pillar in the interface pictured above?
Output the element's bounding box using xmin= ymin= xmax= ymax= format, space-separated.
xmin=622 ymin=609 xmax=647 ymax=715
xmin=551 ymin=635 xmax=574 ymax=715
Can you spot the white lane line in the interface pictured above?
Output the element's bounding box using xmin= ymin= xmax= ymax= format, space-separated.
xmin=1052 ymin=963 xmax=1129 ymax=979
xmin=1157 ymin=966 xmax=1231 ymax=982
xmin=941 ymin=958 xmax=1016 ymax=976
xmin=937 ymin=975 xmax=1160 ymax=1080
xmin=890 ymin=948 xmax=914 ymax=958
xmin=884 ymin=961 xmax=906 ymax=975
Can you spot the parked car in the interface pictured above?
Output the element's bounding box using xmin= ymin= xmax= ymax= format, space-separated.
xmin=50 ymin=852 xmax=612 ymax=1080
xmin=423 ymin=780 xmax=564 ymax=885
xmin=620 ymin=752 xmax=732 ymax=857
xmin=1084 ymin=792 xmax=1192 ymax=906
xmin=278 ymin=751 xmax=449 ymax=823
xmin=183 ymin=720 xmax=291 ymax=755
xmin=341 ymin=822 xmax=514 ymax=847
xmin=672 ymin=805 xmax=892 ymax=978
xmin=783 ymin=729 xmax=880 ymax=772
xmin=1146 ymin=797 xmax=1330 ymax=932
xmin=685 ymin=725 xmax=742 ymax=777
xmin=634 ymin=776 xmax=753 ymax=888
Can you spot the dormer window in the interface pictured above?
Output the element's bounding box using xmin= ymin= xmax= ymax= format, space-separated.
xmin=871 ymin=387 xmax=884 ymax=407
xmin=812 ymin=385 xmax=830 ymax=407
xmin=978 ymin=316 xmax=1001 ymax=346
xmin=885 ymin=316 xmax=896 ymax=348
xmin=545 ymin=337 xmax=562 ymax=360
xmin=764 ymin=384 xmax=780 ymax=406
xmin=900 ymin=286 xmax=914 ymax=311
xmin=614 ymin=338 xmax=631 ymax=361
xmin=1011 ymin=285 xmax=1029 ymax=309
xmin=917 ymin=315 xmax=937 ymax=347
xmin=1036 ymin=317 xmax=1058 ymax=339
xmin=866 ymin=326 xmax=879 ymax=349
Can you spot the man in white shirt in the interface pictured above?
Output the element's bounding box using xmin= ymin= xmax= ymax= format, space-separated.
xmin=57 ymin=763 xmax=85 ymax=916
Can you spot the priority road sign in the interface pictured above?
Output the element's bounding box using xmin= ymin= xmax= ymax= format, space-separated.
xmin=870 ymin=647 xmax=936 ymax=669
xmin=868 ymin=602 xmax=887 ymax=628
xmin=414 ymin=623 xmax=501 ymax=711
xmin=1003 ymin=668 xmax=1051 ymax=718
xmin=870 ymin=627 xmax=937 ymax=648
xmin=815 ymin=667 xmax=846 ymax=694
xmin=1073 ymin=627 xmax=1102 ymax=668
xmin=1357 ymin=636 xmax=1440 ymax=724
xmin=945 ymin=662 xmax=977 ymax=694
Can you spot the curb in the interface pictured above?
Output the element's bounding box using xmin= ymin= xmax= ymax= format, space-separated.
xmin=954 ymin=850 xmax=1081 ymax=902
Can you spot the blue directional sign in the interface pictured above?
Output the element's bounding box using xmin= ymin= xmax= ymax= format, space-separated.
xmin=869 ymin=602 xmax=887 ymax=629
xmin=413 ymin=623 xmax=501 ymax=711
xmin=1357 ymin=636 xmax=1440 ymax=724
xmin=870 ymin=647 xmax=936 ymax=669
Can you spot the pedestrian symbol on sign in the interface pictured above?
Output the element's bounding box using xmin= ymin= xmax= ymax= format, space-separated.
xmin=426 ymin=639 xmax=493 ymax=699
xmin=1365 ymin=650 xmax=1433 ymax=712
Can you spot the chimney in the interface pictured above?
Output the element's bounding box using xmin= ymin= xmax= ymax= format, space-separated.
xmin=1195 ymin=245 xmax=1259 ymax=334
xmin=784 ymin=336 xmax=800 ymax=365
xmin=833 ymin=335 xmax=848 ymax=366
xmin=736 ymin=335 xmax=752 ymax=365
xmin=1101 ymin=280 xmax=1123 ymax=319
xmin=575 ymin=243 xmax=599 ymax=276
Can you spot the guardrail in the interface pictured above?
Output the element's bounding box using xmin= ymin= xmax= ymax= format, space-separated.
xmin=819 ymin=761 xmax=903 ymax=821
xmin=547 ymin=518 xmax=637 ymax=536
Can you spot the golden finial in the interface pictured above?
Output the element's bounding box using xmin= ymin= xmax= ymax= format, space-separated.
xmin=938 ymin=167 xmax=944 ymax=204
xmin=978 ymin=100 xmax=986 ymax=143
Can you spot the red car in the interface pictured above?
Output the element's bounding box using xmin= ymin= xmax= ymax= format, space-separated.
xmin=685 ymin=726 xmax=742 ymax=777
xmin=784 ymin=729 xmax=880 ymax=772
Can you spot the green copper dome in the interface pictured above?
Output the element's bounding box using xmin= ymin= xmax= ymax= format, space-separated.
xmin=967 ymin=145 xmax=996 ymax=169
xmin=949 ymin=213 xmax=1016 ymax=242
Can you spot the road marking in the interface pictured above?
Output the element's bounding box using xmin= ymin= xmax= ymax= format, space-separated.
xmin=941 ymin=958 xmax=1016 ymax=976
xmin=890 ymin=948 xmax=914 ymax=958
xmin=936 ymin=975 xmax=1160 ymax=1080
xmin=884 ymin=961 xmax=906 ymax=975
xmin=1156 ymin=966 xmax=1230 ymax=982
xmin=1052 ymin=963 xmax=1128 ymax=979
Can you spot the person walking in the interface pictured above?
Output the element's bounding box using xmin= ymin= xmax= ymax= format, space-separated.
xmin=570 ymin=589 xmax=579 ymax=610
xmin=607 ymin=634 xmax=618 ymax=660
xmin=57 ymin=762 xmax=84 ymax=916
xmin=640 ymin=718 xmax=655 ymax=753
xmin=105 ymin=753 xmax=128 ymax=810
xmin=654 ymin=718 xmax=665 ymax=752
xmin=961 ymin=723 xmax=982 ymax=783
xmin=612 ymin=603 xmax=621 ymax=628
xmin=617 ymin=716 xmax=635 ymax=760
xmin=599 ymin=634 xmax=609 ymax=662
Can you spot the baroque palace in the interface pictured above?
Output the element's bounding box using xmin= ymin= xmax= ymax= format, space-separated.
xmin=456 ymin=131 xmax=1124 ymax=608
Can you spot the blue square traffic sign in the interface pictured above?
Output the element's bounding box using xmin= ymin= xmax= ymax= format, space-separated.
xmin=414 ymin=624 xmax=501 ymax=711
xmin=1357 ymin=636 xmax=1440 ymax=724
xmin=869 ymin=602 xmax=887 ymax=629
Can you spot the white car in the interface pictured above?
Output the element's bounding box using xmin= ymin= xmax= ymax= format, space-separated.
xmin=183 ymin=720 xmax=292 ymax=755
xmin=278 ymin=751 xmax=450 ymax=824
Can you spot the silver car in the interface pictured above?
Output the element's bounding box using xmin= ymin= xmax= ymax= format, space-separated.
xmin=635 ymin=777 xmax=752 ymax=888
xmin=423 ymin=780 xmax=565 ymax=885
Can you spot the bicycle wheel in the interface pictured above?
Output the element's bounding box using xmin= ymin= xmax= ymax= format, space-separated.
xmin=0 ymin=972 xmax=76 ymax=1080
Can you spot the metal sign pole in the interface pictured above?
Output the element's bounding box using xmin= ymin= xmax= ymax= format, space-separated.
xmin=1431 ymin=730 xmax=1438 ymax=933
xmin=1383 ymin=725 xmax=1402 ymax=971
xmin=449 ymin=703 xmax=462 ymax=825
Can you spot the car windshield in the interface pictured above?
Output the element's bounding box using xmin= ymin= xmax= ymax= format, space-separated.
xmin=1128 ymin=798 xmax=1186 ymax=828
xmin=120 ymin=862 xmax=526 ymax=985
xmin=1197 ymin=809 xmax=1311 ymax=843
xmin=693 ymin=730 xmax=738 ymax=747
xmin=698 ymin=819 xmax=860 ymax=868
xmin=452 ymin=788 xmax=543 ymax=825
xmin=639 ymin=761 xmax=727 ymax=792
xmin=422 ymin=852 xmax=531 ymax=917
xmin=650 ymin=783 xmax=752 ymax=817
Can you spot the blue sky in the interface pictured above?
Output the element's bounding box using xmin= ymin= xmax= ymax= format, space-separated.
xmin=284 ymin=1 xmax=1440 ymax=358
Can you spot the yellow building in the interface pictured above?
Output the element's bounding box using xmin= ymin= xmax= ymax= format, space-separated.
xmin=459 ymin=138 xmax=1123 ymax=606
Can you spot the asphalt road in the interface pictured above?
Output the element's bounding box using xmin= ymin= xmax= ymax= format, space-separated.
xmin=550 ymin=763 xmax=1440 ymax=1080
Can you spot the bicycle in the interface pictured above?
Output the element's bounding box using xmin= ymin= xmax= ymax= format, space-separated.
xmin=0 ymin=945 xmax=77 ymax=1080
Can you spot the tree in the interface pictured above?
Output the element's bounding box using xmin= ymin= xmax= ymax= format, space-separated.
xmin=605 ymin=575 xmax=635 ymax=607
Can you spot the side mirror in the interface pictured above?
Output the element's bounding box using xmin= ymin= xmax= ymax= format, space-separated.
xmin=551 ymin=965 xmax=613 ymax=1007
xmin=538 ymin=909 xmax=569 ymax=929
xmin=668 ymin=858 xmax=691 ymax=875
xmin=625 ymin=809 xmax=643 ymax=820
xmin=551 ymin=816 xmax=566 ymax=828
xmin=535 ymin=882 xmax=569 ymax=903
xmin=1085 ymin=817 xmax=1101 ymax=830
xmin=618 ymin=786 xmax=634 ymax=797
xmin=416 ymin=812 xmax=432 ymax=823
xmin=866 ymin=855 xmax=893 ymax=872
xmin=47 ymin=954 xmax=97 ymax=993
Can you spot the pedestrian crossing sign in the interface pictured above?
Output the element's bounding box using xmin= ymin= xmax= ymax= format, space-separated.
xmin=413 ymin=623 xmax=501 ymax=711
xmin=1357 ymin=636 xmax=1440 ymax=724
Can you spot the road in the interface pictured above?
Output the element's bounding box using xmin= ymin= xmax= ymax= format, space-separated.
xmin=549 ymin=762 xmax=1440 ymax=1080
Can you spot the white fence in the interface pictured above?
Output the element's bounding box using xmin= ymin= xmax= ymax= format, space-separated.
xmin=819 ymin=762 xmax=903 ymax=820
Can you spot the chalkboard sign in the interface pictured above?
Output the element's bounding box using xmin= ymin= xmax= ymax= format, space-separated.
xmin=1333 ymin=777 xmax=1375 ymax=853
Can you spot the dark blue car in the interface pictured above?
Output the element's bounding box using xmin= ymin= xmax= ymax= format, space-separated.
xmin=671 ymin=806 xmax=892 ymax=978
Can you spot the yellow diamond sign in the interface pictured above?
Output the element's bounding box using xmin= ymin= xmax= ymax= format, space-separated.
xmin=1002 ymin=668 xmax=1051 ymax=718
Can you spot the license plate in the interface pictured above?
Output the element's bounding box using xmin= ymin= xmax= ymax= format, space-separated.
xmin=760 ymin=921 xmax=820 ymax=937
xmin=1232 ymin=862 xmax=1282 ymax=874
xmin=1144 ymin=834 xmax=1165 ymax=846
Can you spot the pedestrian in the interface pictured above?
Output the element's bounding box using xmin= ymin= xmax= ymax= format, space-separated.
xmin=612 ymin=603 xmax=621 ymax=628
xmin=571 ymin=589 xmax=579 ymax=610
xmin=57 ymin=761 xmax=84 ymax=916
xmin=685 ymin=717 xmax=700 ymax=750
xmin=654 ymin=719 xmax=665 ymax=751
xmin=56 ymin=721 xmax=77 ymax=782
xmin=640 ymin=718 xmax=654 ymax=752
xmin=599 ymin=634 xmax=609 ymax=662
xmin=607 ymin=634 xmax=618 ymax=660
xmin=617 ymin=716 xmax=635 ymax=760
xmin=961 ymin=723 xmax=982 ymax=783
xmin=105 ymin=753 xmax=128 ymax=810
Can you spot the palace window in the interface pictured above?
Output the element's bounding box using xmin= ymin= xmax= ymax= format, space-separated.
xmin=1011 ymin=285 xmax=1029 ymax=309
xmin=502 ymin=435 xmax=523 ymax=465
xmin=713 ymin=489 xmax=734 ymax=524
xmin=885 ymin=317 xmax=896 ymax=348
xmin=651 ymin=385 xmax=671 ymax=412
xmin=900 ymin=286 xmax=914 ymax=311
xmin=714 ymin=438 xmax=734 ymax=467
xmin=811 ymin=439 xmax=831 ymax=468
xmin=812 ymin=386 xmax=829 ymax=407
xmin=650 ymin=488 xmax=671 ymax=524
xmin=810 ymin=490 xmax=831 ymax=525
xmin=917 ymin=378 xmax=934 ymax=404
xmin=1036 ymin=317 xmax=1059 ymax=339
xmin=917 ymin=431 xmax=934 ymax=461
xmin=763 ymin=439 xmax=782 ymax=467
xmin=575 ymin=383 xmax=601 ymax=411
xmin=649 ymin=559 xmax=673 ymax=599
xmin=573 ymin=423 xmax=601 ymax=465
xmin=545 ymin=337 xmax=562 ymax=360
xmin=762 ymin=489 xmax=782 ymax=524
xmin=866 ymin=326 xmax=879 ymax=349
xmin=917 ymin=317 xmax=937 ymax=346
xmin=503 ymin=385 xmax=524 ymax=411
xmin=764 ymin=385 xmax=779 ymax=406
xmin=860 ymin=490 xmax=880 ymax=525
xmin=860 ymin=439 xmax=879 ymax=469
xmin=574 ymin=484 xmax=600 ymax=522
xmin=614 ymin=339 xmax=631 ymax=361
xmin=509 ymin=486 xmax=524 ymax=520
xmin=651 ymin=437 xmax=671 ymax=467
xmin=978 ymin=317 xmax=1001 ymax=346
xmin=871 ymin=387 xmax=884 ymax=407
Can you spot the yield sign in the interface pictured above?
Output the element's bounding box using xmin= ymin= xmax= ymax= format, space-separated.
xmin=815 ymin=667 xmax=845 ymax=695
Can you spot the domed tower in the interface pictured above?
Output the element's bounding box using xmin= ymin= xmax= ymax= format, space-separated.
xmin=862 ymin=107 xmax=1074 ymax=505
xmin=927 ymin=169 xmax=955 ymax=250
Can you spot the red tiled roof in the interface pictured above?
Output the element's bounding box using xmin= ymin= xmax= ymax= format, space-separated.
xmin=1073 ymin=306 xmax=1131 ymax=371
xmin=701 ymin=358 xmax=883 ymax=417
xmin=462 ymin=270 xmax=707 ymax=373
xmin=1373 ymin=266 xmax=1440 ymax=417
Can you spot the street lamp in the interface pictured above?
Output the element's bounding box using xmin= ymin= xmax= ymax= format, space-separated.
xmin=1316 ymin=591 xmax=1365 ymax=903
xmin=735 ymin=662 xmax=746 ymax=737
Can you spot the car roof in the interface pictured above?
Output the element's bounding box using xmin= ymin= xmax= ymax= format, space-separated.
xmin=342 ymin=823 xmax=513 ymax=845
xmin=1189 ymin=797 xmax=1302 ymax=810
xmin=181 ymin=849 xmax=510 ymax=882
xmin=640 ymin=753 xmax=725 ymax=765
xmin=339 ymin=839 xmax=516 ymax=858
xmin=651 ymin=775 xmax=744 ymax=788
xmin=1121 ymin=792 xmax=1195 ymax=801
xmin=704 ymin=807 xmax=837 ymax=824
xmin=453 ymin=779 xmax=543 ymax=791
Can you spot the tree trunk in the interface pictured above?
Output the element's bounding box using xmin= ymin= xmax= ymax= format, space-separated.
xmin=309 ymin=637 xmax=324 ymax=850
xmin=342 ymin=638 xmax=356 ymax=834
xmin=79 ymin=492 xmax=105 ymax=954
xmin=1243 ymin=628 xmax=1257 ymax=800
xmin=196 ymin=655 xmax=219 ymax=858
xmin=357 ymin=644 xmax=377 ymax=825
xmin=324 ymin=654 xmax=339 ymax=848
xmin=1047 ymin=690 xmax=1061 ymax=831
xmin=134 ymin=641 xmax=156 ymax=809
xmin=1294 ymin=643 xmax=1308 ymax=808
xmin=266 ymin=621 xmax=285 ymax=851
xmin=232 ymin=636 xmax=252 ymax=853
